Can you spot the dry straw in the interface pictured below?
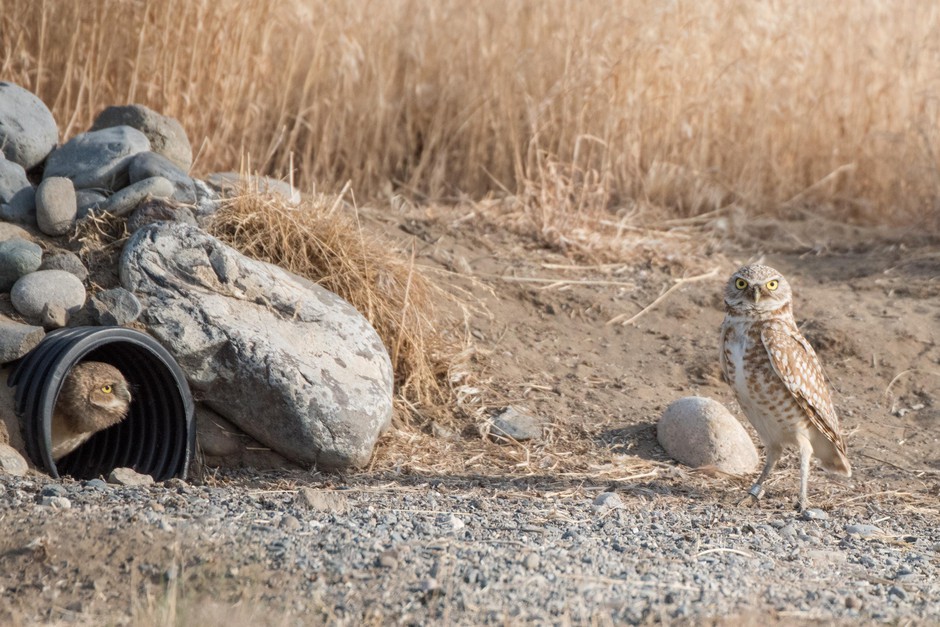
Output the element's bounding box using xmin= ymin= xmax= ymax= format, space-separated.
xmin=3 ymin=0 xmax=939 ymax=228
xmin=205 ymin=186 xmax=461 ymax=415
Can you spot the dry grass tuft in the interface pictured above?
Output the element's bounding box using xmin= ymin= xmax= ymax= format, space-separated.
xmin=205 ymin=186 xmax=464 ymax=414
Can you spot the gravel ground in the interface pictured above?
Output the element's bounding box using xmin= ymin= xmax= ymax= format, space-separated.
xmin=2 ymin=470 xmax=938 ymax=625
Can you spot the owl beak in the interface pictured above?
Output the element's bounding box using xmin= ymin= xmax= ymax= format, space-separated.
xmin=752 ymin=286 xmax=761 ymax=303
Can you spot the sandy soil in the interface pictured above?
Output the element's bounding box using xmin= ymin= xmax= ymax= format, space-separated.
xmin=1 ymin=206 xmax=938 ymax=625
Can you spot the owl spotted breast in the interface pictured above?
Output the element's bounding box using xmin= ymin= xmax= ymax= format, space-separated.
xmin=718 ymin=264 xmax=850 ymax=510
xmin=51 ymin=362 xmax=133 ymax=461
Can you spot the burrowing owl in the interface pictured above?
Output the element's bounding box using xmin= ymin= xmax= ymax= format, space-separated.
xmin=51 ymin=362 xmax=132 ymax=460
xmin=719 ymin=264 xmax=850 ymax=510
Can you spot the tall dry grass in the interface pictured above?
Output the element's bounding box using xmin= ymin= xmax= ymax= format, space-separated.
xmin=2 ymin=0 xmax=939 ymax=224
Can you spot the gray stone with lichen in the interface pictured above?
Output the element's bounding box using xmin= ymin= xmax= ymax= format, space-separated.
xmin=120 ymin=222 xmax=393 ymax=469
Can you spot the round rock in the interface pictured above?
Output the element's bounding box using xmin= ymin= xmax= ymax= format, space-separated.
xmin=657 ymin=396 xmax=759 ymax=475
xmin=102 ymin=176 xmax=174 ymax=217
xmin=10 ymin=269 xmax=87 ymax=319
xmin=128 ymin=152 xmax=196 ymax=204
xmin=39 ymin=251 xmax=88 ymax=282
xmin=490 ymin=406 xmax=542 ymax=442
xmin=43 ymin=126 xmax=150 ymax=190
xmin=0 ymin=237 xmax=42 ymax=291
xmin=36 ymin=177 xmax=78 ymax=236
xmin=88 ymin=287 xmax=142 ymax=326
xmin=0 ymin=81 xmax=58 ymax=170
xmin=91 ymin=104 xmax=192 ymax=171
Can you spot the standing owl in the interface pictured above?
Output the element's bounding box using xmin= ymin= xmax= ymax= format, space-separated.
xmin=719 ymin=264 xmax=850 ymax=510
xmin=51 ymin=362 xmax=133 ymax=461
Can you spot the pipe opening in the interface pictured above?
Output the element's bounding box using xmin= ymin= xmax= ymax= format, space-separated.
xmin=8 ymin=327 xmax=194 ymax=481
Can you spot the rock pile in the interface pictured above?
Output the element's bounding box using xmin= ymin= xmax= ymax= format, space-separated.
xmin=0 ymin=81 xmax=392 ymax=474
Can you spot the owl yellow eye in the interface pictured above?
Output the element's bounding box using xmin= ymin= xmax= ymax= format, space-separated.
xmin=766 ymin=280 xmax=779 ymax=291
xmin=734 ymin=278 xmax=748 ymax=290
xmin=101 ymin=385 xmax=113 ymax=394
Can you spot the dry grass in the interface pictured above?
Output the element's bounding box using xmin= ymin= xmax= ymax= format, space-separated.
xmin=205 ymin=187 xmax=463 ymax=413
xmin=2 ymin=0 xmax=939 ymax=230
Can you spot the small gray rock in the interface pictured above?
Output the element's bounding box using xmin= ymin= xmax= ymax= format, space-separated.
xmin=40 ymin=484 xmax=67 ymax=497
xmin=801 ymin=508 xmax=829 ymax=521
xmin=40 ymin=302 xmax=68 ymax=330
xmin=41 ymin=495 xmax=72 ymax=509
xmin=657 ymin=396 xmax=759 ymax=475
xmin=593 ymin=491 xmax=625 ymax=512
xmin=295 ymin=488 xmax=349 ymax=513
xmin=206 ymin=172 xmax=301 ymax=204
xmin=10 ymin=269 xmax=86 ymax=319
xmin=128 ymin=152 xmax=196 ymax=204
xmin=0 ymin=237 xmax=42 ymax=291
xmin=279 ymin=514 xmax=302 ymax=531
xmin=107 ymin=467 xmax=154 ymax=486
xmin=91 ymin=105 xmax=191 ymax=170
xmin=0 ymin=82 xmax=58 ymax=169
xmin=887 ymin=585 xmax=907 ymax=600
xmin=490 ymin=406 xmax=542 ymax=442
xmin=75 ymin=189 xmax=108 ymax=219
xmin=0 ymin=156 xmax=31 ymax=204
xmin=0 ymin=157 xmax=36 ymax=226
xmin=0 ymin=318 xmax=44 ymax=363
xmin=846 ymin=524 xmax=884 ymax=538
xmin=44 ymin=126 xmax=150 ymax=190
xmin=127 ymin=198 xmax=198 ymax=234
xmin=0 ymin=442 xmax=29 ymax=476
xmin=523 ymin=553 xmax=541 ymax=570
xmin=39 ymin=251 xmax=88 ymax=282
xmin=83 ymin=478 xmax=108 ymax=491
xmin=35 ymin=177 xmax=77 ymax=236
xmin=102 ymin=176 xmax=174 ymax=217
xmin=88 ymin=287 xmax=142 ymax=326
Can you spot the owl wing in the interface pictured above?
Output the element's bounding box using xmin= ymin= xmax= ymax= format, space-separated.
xmin=717 ymin=320 xmax=732 ymax=384
xmin=760 ymin=321 xmax=847 ymax=455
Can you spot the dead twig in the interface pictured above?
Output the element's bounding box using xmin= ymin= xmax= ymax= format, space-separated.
xmin=607 ymin=267 xmax=721 ymax=326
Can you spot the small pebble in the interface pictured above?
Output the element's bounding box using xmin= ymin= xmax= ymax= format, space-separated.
xmin=593 ymin=492 xmax=625 ymax=512
xmin=41 ymin=496 xmax=71 ymax=509
xmin=801 ymin=508 xmax=829 ymax=521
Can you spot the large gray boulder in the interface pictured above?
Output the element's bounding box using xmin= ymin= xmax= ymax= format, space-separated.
xmin=120 ymin=222 xmax=394 ymax=469
xmin=91 ymin=104 xmax=192 ymax=171
xmin=657 ymin=396 xmax=759 ymax=475
xmin=0 ymin=82 xmax=58 ymax=170
xmin=43 ymin=125 xmax=150 ymax=190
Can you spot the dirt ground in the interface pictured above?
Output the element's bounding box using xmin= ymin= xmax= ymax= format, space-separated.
xmin=1 ymin=205 xmax=939 ymax=624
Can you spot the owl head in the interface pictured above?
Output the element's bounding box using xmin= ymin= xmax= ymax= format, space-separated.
xmin=724 ymin=264 xmax=792 ymax=314
xmin=59 ymin=362 xmax=133 ymax=433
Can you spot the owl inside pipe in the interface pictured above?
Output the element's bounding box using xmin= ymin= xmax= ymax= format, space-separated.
xmin=719 ymin=264 xmax=851 ymax=511
xmin=51 ymin=362 xmax=133 ymax=461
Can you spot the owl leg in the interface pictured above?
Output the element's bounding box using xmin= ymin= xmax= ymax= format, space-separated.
xmin=797 ymin=436 xmax=813 ymax=511
xmin=738 ymin=443 xmax=781 ymax=505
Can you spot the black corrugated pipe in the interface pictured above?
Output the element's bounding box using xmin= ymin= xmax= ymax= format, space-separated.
xmin=7 ymin=326 xmax=194 ymax=481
